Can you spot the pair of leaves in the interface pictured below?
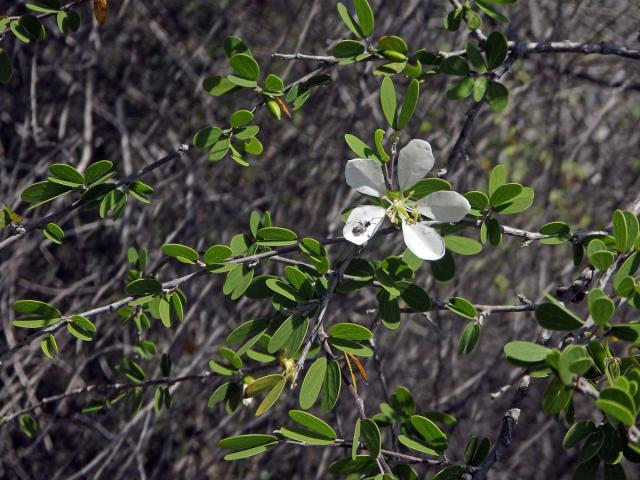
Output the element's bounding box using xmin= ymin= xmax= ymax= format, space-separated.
xmin=379 ymin=76 xmax=420 ymax=130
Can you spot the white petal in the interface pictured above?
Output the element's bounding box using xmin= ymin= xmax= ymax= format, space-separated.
xmin=416 ymin=190 xmax=471 ymax=222
xmin=345 ymin=159 xmax=386 ymax=197
xmin=343 ymin=205 xmax=387 ymax=245
xmin=401 ymin=220 xmax=445 ymax=261
xmin=397 ymin=139 xmax=435 ymax=191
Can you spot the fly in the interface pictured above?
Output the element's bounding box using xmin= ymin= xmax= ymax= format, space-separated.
xmin=351 ymin=220 xmax=372 ymax=235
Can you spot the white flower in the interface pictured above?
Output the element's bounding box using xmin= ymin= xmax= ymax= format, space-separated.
xmin=343 ymin=139 xmax=470 ymax=261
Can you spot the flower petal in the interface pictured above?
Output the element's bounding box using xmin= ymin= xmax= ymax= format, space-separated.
xmin=416 ymin=190 xmax=471 ymax=222
xmin=401 ymin=220 xmax=445 ymax=260
xmin=397 ymin=139 xmax=435 ymax=191
xmin=345 ymin=159 xmax=386 ymax=197
xmin=343 ymin=205 xmax=387 ymax=245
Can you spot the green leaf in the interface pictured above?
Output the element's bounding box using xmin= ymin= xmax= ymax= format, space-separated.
xmin=397 ymin=79 xmax=419 ymax=130
xmin=328 ymin=338 xmax=373 ymax=357
xmin=264 ymin=73 xmax=284 ymax=92
xmin=0 ymin=48 xmax=13 ymax=84
xmin=230 ymin=110 xmax=254 ymax=128
xmin=563 ymin=420 xmax=595 ymax=449
xmin=588 ymin=290 xmax=615 ymax=327
xmin=623 ymin=211 xmax=639 ymax=251
xmin=68 ymin=315 xmax=96 ymax=341
xmin=374 ymin=129 xmax=390 ymax=162
xmin=465 ymin=191 xmax=489 ymax=211
xmin=361 ymin=418 xmax=381 ymax=458
xmin=380 ymin=76 xmax=397 ymax=128
xmin=224 ymin=36 xmax=251 ymax=58
xmin=542 ymin=378 xmax=572 ymax=414
xmin=431 ymin=250 xmax=456 ymax=282
xmin=202 ymin=75 xmax=241 ymax=96
xmin=444 ymin=236 xmax=482 ymax=255
xmin=230 ymin=53 xmax=260 ymax=80
xmin=257 ymin=227 xmax=297 ymax=246
xmin=161 ymin=243 xmax=199 ymax=263
xmin=208 ymin=382 xmax=232 ymax=408
xmin=476 ymin=0 xmax=509 ymax=22
xmin=203 ymin=244 xmax=233 ymax=265
xmin=49 ymin=163 xmax=84 ymax=186
xmin=596 ymin=387 xmax=637 ymax=426
xmin=398 ymin=435 xmax=439 ymax=456
xmin=446 ymin=77 xmax=474 ymax=100
xmin=278 ymin=426 xmax=335 ymax=445
xmin=535 ymin=302 xmax=584 ymax=331
xmin=331 ymin=39 xmax=365 ymax=58
xmin=408 ymin=178 xmax=451 ymax=199
xmin=265 ymin=279 xmax=300 ymax=302
xmin=336 ymin=2 xmax=364 ymax=37
xmin=43 ymin=223 xmax=64 ymax=244
xmin=268 ymin=315 xmax=297 ymax=353
xmin=378 ymin=35 xmax=408 ymax=54
xmin=410 ymin=415 xmax=447 ymax=451
xmin=299 ymin=357 xmax=327 ymax=409
xmin=487 ymin=81 xmax=509 ymax=112
xmin=13 ymin=317 xmax=59 ymax=329
xmin=56 ymin=10 xmax=80 ymax=34
xmin=256 ymin=377 xmax=286 ymax=416
xmin=612 ymin=209 xmax=627 ymax=252
xmin=488 ymin=165 xmax=506 ymax=196
xmin=457 ymin=323 xmax=480 ymax=355
xmin=26 ymin=1 xmax=61 ymax=14
xmin=490 ymin=183 xmax=522 ymax=207
xmin=352 ymin=418 xmax=361 ymax=460
xmin=466 ymin=43 xmax=487 ymax=72
xmin=614 ymin=252 xmax=640 ymax=291
xmin=126 ymin=278 xmax=162 ymax=296
xmin=344 ymin=133 xmax=375 ymax=159
xmin=219 ymin=434 xmax=278 ymax=450
xmin=431 ymin=466 xmax=466 ymax=480
xmin=10 ymin=19 xmax=31 ymax=44
xmin=472 ymin=76 xmax=488 ymax=102
xmin=398 ymin=283 xmax=431 ymax=311
xmin=289 ymin=410 xmax=336 ymax=439
xmin=21 ymin=181 xmax=74 ymax=207
xmin=328 ymin=323 xmax=372 ymax=341
xmin=158 ymin=297 xmax=172 ymax=328
xmin=485 ymin=32 xmax=509 ymax=69
xmin=321 ymin=359 xmax=342 ymax=411
xmin=444 ymin=8 xmax=463 ymax=31
xmin=14 ymin=299 xmax=60 ymax=318
xmin=19 ymin=15 xmax=45 ymax=41
xmin=504 ymin=341 xmax=551 ymax=367
xmin=84 ymin=160 xmax=113 ymax=185
xmin=447 ymin=297 xmax=477 ymax=319
xmin=439 ymin=56 xmax=469 ymax=76
xmin=579 ymin=430 xmax=605 ymax=464
xmin=465 ymin=9 xmax=482 ymax=30
xmin=354 ymin=0 xmax=374 ymax=37
xmin=223 ymin=442 xmax=277 ymax=461
xmin=540 ymin=221 xmax=571 ymax=244
xmin=40 ymin=334 xmax=58 ymax=358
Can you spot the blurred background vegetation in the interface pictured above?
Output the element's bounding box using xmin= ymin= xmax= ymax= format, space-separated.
xmin=1 ymin=0 xmax=639 ymax=478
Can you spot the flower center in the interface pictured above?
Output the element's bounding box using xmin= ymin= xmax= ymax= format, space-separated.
xmin=382 ymin=192 xmax=419 ymax=225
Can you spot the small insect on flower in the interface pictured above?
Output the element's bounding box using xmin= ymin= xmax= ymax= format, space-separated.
xmin=351 ymin=220 xmax=372 ymax=235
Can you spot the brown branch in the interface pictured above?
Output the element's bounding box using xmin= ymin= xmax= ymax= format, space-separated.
xmin=0 ymin=146 xmax=189 ymax=252
xmin=1 ymin=370 xmax=219 ymax=425
xmin=471 ymin=374 xmax=530 ymax=480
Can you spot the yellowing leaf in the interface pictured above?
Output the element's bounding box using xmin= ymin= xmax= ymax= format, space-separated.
xmin=346 ymin=352 xmax=368 ymax=384
xmin=274 ymin=96 xmax=292 ymax=120
xmin=94 ymin=0 xmax=108 ymax=25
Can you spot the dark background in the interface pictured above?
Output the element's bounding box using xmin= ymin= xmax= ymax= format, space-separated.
xmin=1 ymin=1 xmax=640 ymax=478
